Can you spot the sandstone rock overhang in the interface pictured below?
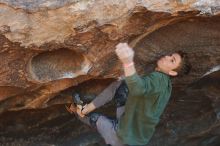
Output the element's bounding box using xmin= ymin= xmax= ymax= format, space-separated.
xmin=0 ymin=1 xmax=220 ymax=145
xmin=27 ymin=48 xmax=91 ymax=83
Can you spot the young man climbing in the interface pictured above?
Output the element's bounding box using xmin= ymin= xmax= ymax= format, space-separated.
xmin=66 ymin=43 xmax=191 ymax=146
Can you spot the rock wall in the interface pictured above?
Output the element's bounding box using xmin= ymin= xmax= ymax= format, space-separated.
xmin=0 ymin=0 xmax=220 ymax=145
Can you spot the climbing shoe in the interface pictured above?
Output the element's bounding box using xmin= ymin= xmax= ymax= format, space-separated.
xmin=65 ymin=92 xmax=85 ymax=114
xmin=72 ymin=93 xmax=84 ymax=106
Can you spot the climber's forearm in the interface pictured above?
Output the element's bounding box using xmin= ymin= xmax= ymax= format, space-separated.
xmin=123 ymin=62 xmax=136 ymax=77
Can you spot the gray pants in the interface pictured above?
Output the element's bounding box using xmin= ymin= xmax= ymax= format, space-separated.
xmin=78 ymin=80 xmax=126 ymax=146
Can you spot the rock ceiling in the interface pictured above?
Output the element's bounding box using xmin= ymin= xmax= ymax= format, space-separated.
xmin=0 ymin=0 xmax=220 ymax=145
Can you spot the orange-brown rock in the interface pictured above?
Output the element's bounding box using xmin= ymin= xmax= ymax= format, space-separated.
xmin=0 ymin=0 xmax=220 ymax=145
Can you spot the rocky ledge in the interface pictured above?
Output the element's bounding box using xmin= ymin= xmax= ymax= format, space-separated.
xmin=0 ymin=0 xmax=220 ymax=146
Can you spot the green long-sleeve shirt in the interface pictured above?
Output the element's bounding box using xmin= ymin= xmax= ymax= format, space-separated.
xmin=117 ymin=71 xmax=172 ymax=145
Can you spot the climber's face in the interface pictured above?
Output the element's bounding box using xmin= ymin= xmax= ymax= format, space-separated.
xmin=156 ymin=53 xmax=182 ymax=76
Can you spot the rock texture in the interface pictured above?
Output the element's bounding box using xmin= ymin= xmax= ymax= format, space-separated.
xmin=0 ymin=0 xmax=220 ymax=146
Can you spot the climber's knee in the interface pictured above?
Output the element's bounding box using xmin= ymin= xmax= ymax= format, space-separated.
xmin=88 ymin=113 xmax=101 ymax=128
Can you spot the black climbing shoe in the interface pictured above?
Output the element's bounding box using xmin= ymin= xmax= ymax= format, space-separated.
xmin=65 ymin=92 xmax=85 ymax=114
xmin=72 ymin=93 xmax=84 ymax=106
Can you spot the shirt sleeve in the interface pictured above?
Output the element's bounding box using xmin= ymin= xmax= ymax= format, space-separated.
xmin=125 ymin=72 xmax=161 ymax=97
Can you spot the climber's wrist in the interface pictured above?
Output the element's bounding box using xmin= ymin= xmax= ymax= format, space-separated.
xmin=123 ymin=62 xmax=134 ymax=68
xmin=82 ymin=103 xmax=96 ymax=115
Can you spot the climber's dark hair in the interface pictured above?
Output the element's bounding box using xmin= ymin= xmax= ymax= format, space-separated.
xmin=174 ymin=50 xmax=192 ymax=76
